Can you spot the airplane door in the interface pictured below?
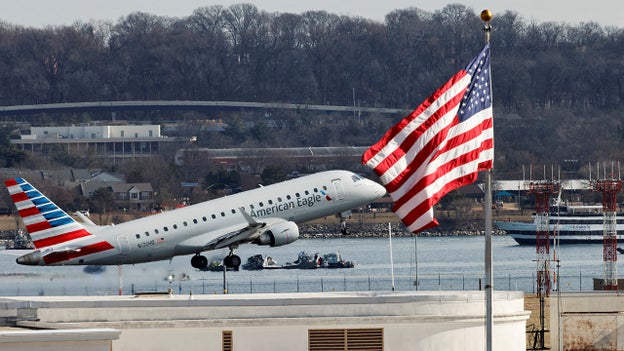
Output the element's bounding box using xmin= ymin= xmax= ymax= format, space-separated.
xmin=117 ymin=235 xmax=130 ymax=256
xmin=332 ymin=179 xmax=346 ymax=201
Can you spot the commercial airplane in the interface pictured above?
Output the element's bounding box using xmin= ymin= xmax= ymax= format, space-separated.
xmin=5 ymin=170 xmax=385 ymax=269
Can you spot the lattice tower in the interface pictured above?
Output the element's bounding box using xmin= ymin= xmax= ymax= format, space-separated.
xmin=594 ymin=179 xmax=622 ymax=290
xmin=529 ymin=182 xmax=557 ymax=298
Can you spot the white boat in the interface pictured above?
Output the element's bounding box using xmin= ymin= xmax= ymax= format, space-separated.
xmin=494 ymin=204 xmax=624 ymax=245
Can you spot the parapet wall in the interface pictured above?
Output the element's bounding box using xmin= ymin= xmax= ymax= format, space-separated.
xmin=1 ymin=291 xmax=529 ymax=351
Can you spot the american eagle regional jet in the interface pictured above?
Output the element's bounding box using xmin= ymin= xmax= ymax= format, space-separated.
xmin=6 ymin=170 xmax=386 ymax=269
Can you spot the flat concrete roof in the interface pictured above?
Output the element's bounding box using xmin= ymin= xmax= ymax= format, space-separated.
xmin=0 ymin=291 xmax=527 ymax=327
xmin=0 ymin=291 xmax=530 ymax=351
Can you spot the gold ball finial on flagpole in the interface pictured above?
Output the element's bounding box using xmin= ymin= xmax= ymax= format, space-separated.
xmin=480 ymin=9 xmax=493 ymax=22
xmin=480 ymin=10 xmax=492 ymax=43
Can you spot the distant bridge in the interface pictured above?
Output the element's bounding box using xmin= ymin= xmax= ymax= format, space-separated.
xmin=0 ymin=100 xmax=410 ymax=117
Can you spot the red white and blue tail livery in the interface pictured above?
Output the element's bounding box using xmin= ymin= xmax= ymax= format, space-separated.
xmin=6 ymin=178 xmax=115 ymax=265
xmin=6 ymin=171 xmax=386 ymax=268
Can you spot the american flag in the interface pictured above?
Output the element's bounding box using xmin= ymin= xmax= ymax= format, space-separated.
xmin=362 ymin=44 xmax=493 ymax=233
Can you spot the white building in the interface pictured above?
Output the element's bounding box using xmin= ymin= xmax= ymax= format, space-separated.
xmin=0 ymin=291 xmax=529 ymax=351
xmin=12 ymin=125 xmax=179 ymax=163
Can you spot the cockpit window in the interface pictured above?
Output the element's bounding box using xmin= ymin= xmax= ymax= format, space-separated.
xmin=351 ymin=174 xmax=362 ymax=182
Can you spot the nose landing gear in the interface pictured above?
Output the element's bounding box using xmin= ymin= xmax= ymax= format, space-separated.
xmin=339 ymin=210 xmax=352 ymax=235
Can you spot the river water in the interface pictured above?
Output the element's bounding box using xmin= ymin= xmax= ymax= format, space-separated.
xmin=0 ymin=236 xmax=611 ymax=296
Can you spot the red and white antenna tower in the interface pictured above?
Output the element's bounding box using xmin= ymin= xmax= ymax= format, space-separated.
xmin=529 ymin=181 xmax=558 ymax=297
xmin=593 ymin=178 xmax=622 ymax=290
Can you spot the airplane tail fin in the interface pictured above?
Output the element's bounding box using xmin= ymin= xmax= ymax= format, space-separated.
xmin=5 ymin=178 xmax=93 ymax=250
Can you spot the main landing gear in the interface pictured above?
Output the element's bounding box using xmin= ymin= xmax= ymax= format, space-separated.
xmin=191 ymin=254 xmax=208 ymax=269
xmin=190 ymin=250 xmax=242 ymax=270
xmin=223 ymin=252 xmax=241 ymax=268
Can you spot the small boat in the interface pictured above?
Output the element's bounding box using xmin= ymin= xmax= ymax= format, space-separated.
xmin=321 ymin=252 xmax=355 ymax=269
xmin=282 ymin=252 xmax=320 ymax=269
xmin=241 ymin=254 xmax=282 ymax=270
xmin=241 ymin=254 xmax=265 ymax=270
xmin=262 ymin=256 xmax=281 ymax=269
xmin=200 ymin=261 xmax=239 ymax=272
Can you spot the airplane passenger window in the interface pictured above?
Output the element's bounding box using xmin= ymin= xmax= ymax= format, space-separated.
xmin=286 ymin=195 xmax=291 ymax=200
xmin=231 ymin=209 xmax=236 ymax=214
xmin=155 ymin=229 xmax=159 ymax=234
xmin=173 ymin=224 xmax=178 ymax=229
xmin=183 ymin=222 xmax=187 ymax=226
xmin=135 ymin=234 xmax=140 ymax=239
xmin=295 ymin=193 xmax=300 ymax=197
xmin=203 ymin=216 xmax=207 ymax=221
xmin=211 ymin=214 xmax=216 ymax=219
xmin=163 ymin=227 xmax=169 ymax=232
xmin=314 ymin=188 xmax=318 ymax=192
xmin=323 ymin=186 xmax=328 ymax=190
xmin=193 ymin=219 xmax=198 ymax=224
xmin=220 ymin=212 xmax=225 ymax=217
xmin=259 ymin=202 xmax=264 ymax=207
xmin=250 ymin=204 xmax=255 ymax=209
xmin=278 ymin=197 xmax=282 ymax=202
xmin=305 ymin=190 xmax=309 ymax=195
xmin=145 ymin=231 xmax=150 ymax=236
xmin=268 ymin=200 xmax=273 ymax=205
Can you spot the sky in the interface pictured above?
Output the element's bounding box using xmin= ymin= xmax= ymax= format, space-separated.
xmin=1 ymin=0 xmax=623 ymax=29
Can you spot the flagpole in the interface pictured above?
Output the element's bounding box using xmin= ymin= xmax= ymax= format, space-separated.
xmin=480 ymin=9 xmax=494 ymax=351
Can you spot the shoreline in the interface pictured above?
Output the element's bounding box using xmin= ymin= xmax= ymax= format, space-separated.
xmin=0 ymin=209 xmax=525 ymax=246
xmin=299 ymin=222 xmax=508 ymax=239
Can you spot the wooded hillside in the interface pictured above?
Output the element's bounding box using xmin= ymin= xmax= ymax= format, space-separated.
xmin=0 ymin=3 xmax=623 ymax=178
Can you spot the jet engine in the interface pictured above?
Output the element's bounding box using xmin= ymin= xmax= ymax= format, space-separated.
xmin=253 ymin=221 xmax=299 ymax=247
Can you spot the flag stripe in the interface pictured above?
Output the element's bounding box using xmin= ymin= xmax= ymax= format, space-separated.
xmin=362 ymin=44 xmax=493 ymax=233
xmin=389 ymin=110 xmax=492 ymax=204
xmin=395 ymin=138 xmax=493 ymax=217
xmin=376 ymin=93 xmax=465 ymax=189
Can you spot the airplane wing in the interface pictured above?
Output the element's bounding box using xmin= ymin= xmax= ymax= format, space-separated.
xmin=203 ymin=207 xmax=266 ymax=250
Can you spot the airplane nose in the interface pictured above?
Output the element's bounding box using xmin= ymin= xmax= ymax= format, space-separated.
xmin=374 ymin=182 xmax=386 ymax=197
xmin=368 ymin=180 xmax=387 ymax=198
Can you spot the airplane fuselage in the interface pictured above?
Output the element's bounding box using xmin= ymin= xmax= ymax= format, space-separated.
xmin=9 ymin=170 xmax=386 ymax=267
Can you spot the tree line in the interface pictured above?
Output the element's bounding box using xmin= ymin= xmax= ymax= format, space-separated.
xmin=1 ymin=4 xmax=622 ymax=112
xmin=1 ymin=3 xmax=624 ymax=178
